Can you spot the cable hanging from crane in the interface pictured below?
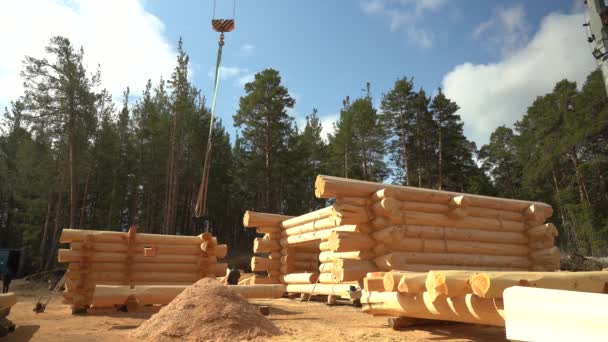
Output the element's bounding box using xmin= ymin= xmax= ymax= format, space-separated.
xmin=194 ymin=0 xmax=235 ymax=219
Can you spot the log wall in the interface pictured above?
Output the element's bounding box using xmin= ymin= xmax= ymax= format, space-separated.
xmin=243 ymin=175 xmax=560 ymax=299
xmin=58 ymin=226 xmax=228 ymax=311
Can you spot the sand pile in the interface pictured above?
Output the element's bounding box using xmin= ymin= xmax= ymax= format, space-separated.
xmin=131 ymin=278 xmax=281 ymax=341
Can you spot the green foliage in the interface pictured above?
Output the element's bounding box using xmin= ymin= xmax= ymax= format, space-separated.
xmin=3 ymin=36 xmax=608 ymax=270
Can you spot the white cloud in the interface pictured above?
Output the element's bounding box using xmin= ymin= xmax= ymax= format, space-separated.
xmin=442 ymin=12 xmax=596 ymax=146
xmin=320 ymin=113 xmax=339 ymax=141
xmin=0 ymin=0 xmax=176 ymax=108
xmin=238 ymin=44 xmax=255 ymax=56
xmin=208 ymin=66 xmax=247 ymax=80
xmin=360 ymin=0 xmax=446 ymax=48
xmin=237 ymin=73 xmax=255 ymax=87
xmin=472 ymin=5 xmax=530 ymax=56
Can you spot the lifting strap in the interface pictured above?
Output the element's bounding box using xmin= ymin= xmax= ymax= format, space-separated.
xmin=194 ymin=33 xmax=225 ymax=218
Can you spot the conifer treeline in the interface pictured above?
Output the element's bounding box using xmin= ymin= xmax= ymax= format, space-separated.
xmin=1 ymin=37 xmax=607 ymax=269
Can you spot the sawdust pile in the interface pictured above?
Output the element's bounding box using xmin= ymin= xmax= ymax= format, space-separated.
xmin=131 ymin=278 xmax=281 ymax=341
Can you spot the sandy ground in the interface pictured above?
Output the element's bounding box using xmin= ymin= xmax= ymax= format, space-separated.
xmin=1 ymin=280 xmax=507 ymax=342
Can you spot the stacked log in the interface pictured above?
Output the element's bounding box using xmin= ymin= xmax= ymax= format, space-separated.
xmin=243 ymin=211 xmax=294 ymax=284
xmin=58 ymin=226 xmax=228 ymax=312
xmin=316 ymin=175 xmax=558 ymax=272
xmin=242 ymin=175 xmax=559 ymax=301
xmin=361 ymin=269 xmax=608 ymax=327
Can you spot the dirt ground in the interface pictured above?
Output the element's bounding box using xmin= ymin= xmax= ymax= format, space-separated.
xmin=1 ymin=280 xmax=507 ymax=342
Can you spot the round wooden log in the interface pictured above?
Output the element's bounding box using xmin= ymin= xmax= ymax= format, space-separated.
xmin=58 ymin=249 xmax=216 ymax=264
xmin=383 ymin=264 xmax=526 ymax=272
xmin=281 ymin=253 xmax=319 ymax=264
xmin=371 ymin=198 xmax=399 ymax=216
xmin=361 ymin=291 xmax=505 ymax=327
xmin=250 ymin=276 xmax=280 ymax=285
xmin=371 ymin=217 xmax=391 ymax=230
xmin=251 ymin=257 xmax=280 ymax=272
xmin=253 ymin=238 xmax=281 ymax=253
xmin=331 ymin=211 xmax=369 ymax=226
xmin=319 ymin=272 xmax=339 ymax=283
xmin=319 ymin=262 xmax=334 ymax=274
xmin=397 ymin=273 xmax=428 ymax=294
xmin=372 ymin=230 xmax=529 ymax=256
xmin=243 ymin=211 xmax=294 ymax=228
xmin=470 ymin=271 xmax=608 ymax=298
xmin=373 ymin=243 xmax=390 ymax=256
xmin=331 ymin=259 xmax=378 ymax=282
xmin=294 ymin=243 xmax=321 ymax=253
xmin=286 ymin=283 xmax=357 ymax=297
xmin=67 ymin=271 xmax=200 ymax=283
xmin=370 ymin=188 xmax=398 ymax=202
xmin=0 ymin=293 xmax=17 ymax=309
xmin=425 ymin=270 xmax=476 ymax=302
xmin=279 ymin=273 xmax=319 ymax=284
xmin=319 ymin=241 xmax=331 ymax=252
xmin=257 ymin=226 xmax=282 ymax=234
xmin=212 ymin=244 xmax=228 ymax=259
xmin=68 ymin=262 xmax=200 ymax=273
xmin=337 ymin=196 xmax=369 ymax=206
xmin=374 ymin=252 xmax=531 ymax=271
xmin=280 ymin=227 xmax=347 ymax=246
xmin=529 ymin=246 xmax=560 ymax=262
xmin=528 ymin=237 xmax=554 ymax=250
xmin=319 ymin=250 xmax=374 ymax=263
xmin=268 ymin=251 xmax=282 ymax=260
xmin=266 ymin=270 xmax=281 ymax=278
xmin=92 ymin=285 xmax=186 ymax=307
xmin=382 ymin=271 xmax=411 ymax=292
xmin=71 ymin=242 xmax=202 ymax=255
xmin=527 ymin=223 xmax=558 ymax=240
xmin=374 ymin=225 xmax=529 ymax=245
xmin=328 ymin=231 xmax=375 ymax=252
xmin=283 ymin=217 xmax=337 ymax=236
xmin=281 ymin=207 xmax=333 ymax=229
xmin=315 ymin=175 xmax=552 ymax=217
xmin=400 ymin=201 xmax=524 ymax=222
xmin=391 ymin=211 xmax=526 ymax=232
xmin=364 ymin=276 xmax=385 ymax=291
xmin=230 ymin=284 xmax=286 ymax=298
xmin=60 ymin=229 xmax=204 ymax=245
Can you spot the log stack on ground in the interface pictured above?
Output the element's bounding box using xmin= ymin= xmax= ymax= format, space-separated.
xmin=58 ymin=226 xmax=228 ymax=312
xmin=243 ymin=211 xmax=294 ymax=284
xmin=361 ymin=269 xmax=608 ymax=328
xmin=242 ymin=175 xmax=559 ymax=301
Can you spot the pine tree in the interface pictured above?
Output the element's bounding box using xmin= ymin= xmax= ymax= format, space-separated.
xmin=429 ymin=88 xmax=460 ymax=190
xmin=234 ymin=68 xmax=295 ymax=212
xmin=380 ymin=77 xmax=416 ymax=185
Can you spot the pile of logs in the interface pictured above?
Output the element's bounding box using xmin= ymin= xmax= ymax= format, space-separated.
xmin=0 ymin=293 xmax=17 ymax=337
xmin=361 ymin=270 xmax=608 ymax=327
xmin=242 ymin=175 xmax=559 ymax=301
xmin=58 ymin=226 xmax=228 ymax=312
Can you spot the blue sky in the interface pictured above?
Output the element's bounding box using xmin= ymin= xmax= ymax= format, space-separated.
xmin=0 ymin=0 xmax=597 ymax=145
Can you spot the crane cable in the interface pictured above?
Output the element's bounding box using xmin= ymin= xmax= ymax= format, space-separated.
xmin=194 ymin=1 xmax=235 ymax=219
xmin=194 ymin=33 xmax=224 ymax=219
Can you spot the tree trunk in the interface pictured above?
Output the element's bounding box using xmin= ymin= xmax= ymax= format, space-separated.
xmin=69 ymin=131 xmax=77 ymax=229
xmin=46 ymin=159 xmax=68 ymax=270
xmin=344 ymin=143 xmax=349 ymax=178
xmin=438 ymin=126 xmax=443 ymax=190
xmin=569 ymin=148 xmax=590 ymax=205
xmin=79 ymin=172 xmax=89 ymax=228
xmin=39 ymin=192 xmax=54 ymax=269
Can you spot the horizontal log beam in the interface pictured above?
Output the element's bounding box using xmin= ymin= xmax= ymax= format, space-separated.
xmin=243 ymin=211 xmax=294 ymax=228
xmin=315 ymin=175 xmax=552 ymax=218
xmin=374 ymin=252 xmax=531 ymax=271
